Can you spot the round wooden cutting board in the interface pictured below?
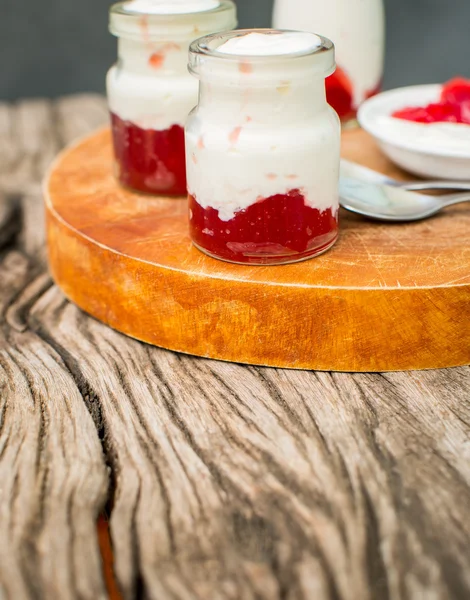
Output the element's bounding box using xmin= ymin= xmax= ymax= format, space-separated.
xmin=45 ymin=128 xmax=470 ymax=372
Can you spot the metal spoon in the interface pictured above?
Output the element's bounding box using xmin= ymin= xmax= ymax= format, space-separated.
xmin=339 ymin=177 xmax=470 ymax=222
xmin=341 ymin=159 xmax=470 ymax=192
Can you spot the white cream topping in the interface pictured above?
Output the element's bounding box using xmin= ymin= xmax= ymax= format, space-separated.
xmin=376 ymin=117 xmax=470 ymax=156
xmin=107 ymin=65 xmax=198 ymax=129
xmin=273 ymin=0 xmax=385 ymax=108
xmin=123 ymin=0 xmax=220 ymax=14
xmin=107 ymin=34 xmax=199 ymax=129
xmin=186 ymin=116 xmax=340 ymax=222
xmin=217 ymin=31 xmax=322 ymax=56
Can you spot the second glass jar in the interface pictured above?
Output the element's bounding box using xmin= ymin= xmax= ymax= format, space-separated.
xmin=185 ymin=29 xmax=341 ymax=265
xmin=107 ymin=0 xmax=237 ymax=196
xmin=273 ymin=0 xmax=385 ymax=123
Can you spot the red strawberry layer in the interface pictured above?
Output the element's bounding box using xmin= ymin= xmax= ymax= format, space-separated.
xmin=392 ymin=77 xmax=470 ymax=125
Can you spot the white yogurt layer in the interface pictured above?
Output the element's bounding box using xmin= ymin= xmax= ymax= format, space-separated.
xmin=107 ymin=58 xmax=199 ymax=129
xmin=186 ymin=31 xmax=340 ymax=222
xmin=108 ymin=0 xmax=236 ymax=130
xmin=217 ymin=31 xmax=322 ymax=56
xmin=186 ymin=113 xmax=340 ymax=221
xmin=123 ymin=0 xmax=220 ymax=14
xmin=273 ymin=0 xmax=384 ymax=108
xmin=375 ymin=117 xmax=470 ymax=156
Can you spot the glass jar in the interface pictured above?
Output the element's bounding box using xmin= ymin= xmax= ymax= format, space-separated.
xmin=107 ymin=0 xmax=237 ymax=196
xmin=186 ymin=29 xmax=340 ymax=265
xmin=273 ymin=0 xmax=385 ymax=123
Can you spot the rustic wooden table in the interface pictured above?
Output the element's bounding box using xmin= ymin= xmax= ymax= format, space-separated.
xmin=0 ymin=95 xmax=469 ymax=600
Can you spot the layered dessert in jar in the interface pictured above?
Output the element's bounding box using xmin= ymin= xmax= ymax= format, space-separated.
xmin=186 ymin=30 xmax=340 ymax=265
xmin=107 ymin=0 xmax=237 ymax=195
xmin=273 ymin=0 xmax=385 ymax=122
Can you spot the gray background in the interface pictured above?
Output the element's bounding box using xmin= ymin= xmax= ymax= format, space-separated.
xmin=1 ymin=0 xmax=469 ymax=100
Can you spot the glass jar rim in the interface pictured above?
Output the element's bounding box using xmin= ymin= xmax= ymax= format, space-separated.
xmin=190 ymin=29 xmax=334 ymax=64
xmin=189 ymin=29 xmax=336 ymax=83
xmin=109 ymin=0 xmax=237 ymax=40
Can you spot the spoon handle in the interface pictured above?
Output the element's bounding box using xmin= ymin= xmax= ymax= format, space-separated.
xmin=441 ymin=193 xmax=470 ymax=207
xmin=400 ymin=181 xmax=470 ymax=192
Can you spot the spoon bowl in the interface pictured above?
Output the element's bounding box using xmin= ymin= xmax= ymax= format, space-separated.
xmin=339 ymin=178 xmax=470 ymax=222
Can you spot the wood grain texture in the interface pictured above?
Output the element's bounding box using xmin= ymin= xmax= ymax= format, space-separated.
xmin=0 ymin=194 xmax=19 ymax=251
xmin=30 ymin=306 xmax=470 ymax=600
xmin=0 ymin=98 xmax=110 ymax=600
xmin=45 ymin=129 xmax=470 ymax=372
xmin=1 ymin=95 xmax=470 ymax=600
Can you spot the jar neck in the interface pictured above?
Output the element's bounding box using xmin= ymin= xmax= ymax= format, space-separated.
xmin=197 ymin=78 xmax=328 ymax=124
xmin=118 ymin=37 xmax=190 ymax=76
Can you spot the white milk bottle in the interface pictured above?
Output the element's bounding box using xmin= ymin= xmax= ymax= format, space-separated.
xmin=273 ymin=0 xmax=385 ymax=122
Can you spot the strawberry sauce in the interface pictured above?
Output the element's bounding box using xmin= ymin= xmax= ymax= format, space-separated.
xmin=111 ymin=113 xmax=187 ymax=196
xmin=393 ymin=78 xmax=470 ymax=125
xmin=326 ymin=66 xmax=381 ymax=121
xmin=189 ymin=189 xmax=338 ymax=265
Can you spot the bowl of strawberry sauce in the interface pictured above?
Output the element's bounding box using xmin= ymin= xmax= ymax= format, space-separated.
xmin=106 ymin=0 xmax=237 ymax=196
xmin=358 ymin=78 xmax=470 ymax=180
xmin=185 ymin=29 xmax=341 ymax=265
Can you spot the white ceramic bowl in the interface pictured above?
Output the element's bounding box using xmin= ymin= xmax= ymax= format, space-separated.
xmin=358 ymin=84 xmax=470 ymax=180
